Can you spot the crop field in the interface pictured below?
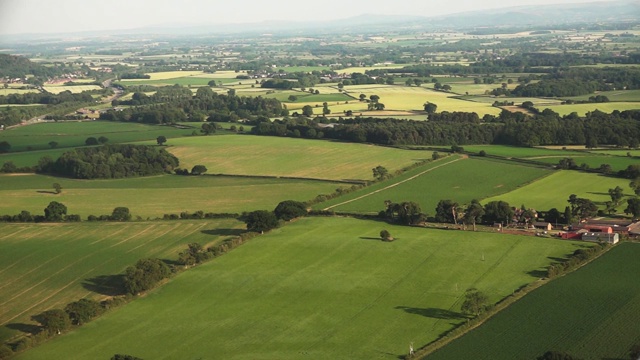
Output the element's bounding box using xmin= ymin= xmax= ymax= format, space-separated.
xmin=0 ymin=121 xmax=197 ymax=152
xmin=0 ymin=88 xmax=40 ymax=95
xmin=483 ymin=170 xmax=632 ymax=210
xmin=0 ymin=219 xmax=245 ymax=342
xmin=543 ymin=102 xmax=640 ymax=116
xmin=42 ymin=85 xmax=101 ymax=94
xmin=15 ymin=217 xmax=585 ymax=360
xmin=317 ymin=157 xmax=551 ymax=213
xmin=427 ymin=243 xmax=640 ymax=360
xmin=462 ymin=145 xmax=585 ymax=158
xmin=342 ymin=85 xmax=502 ymax=115
xmin=461 ymin=96 xmax=564 ymax=106
xmin=166 ymin=135 xmax=428 ymax=181
xmin=0 ymin=173 xmax=340 ymax=219
xmin=593 ymin=149 xmax=640 ymax=157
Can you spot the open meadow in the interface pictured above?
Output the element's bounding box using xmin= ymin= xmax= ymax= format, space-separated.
xmin=165 ymin=135 xmax=429 ymax=181
xmin=14 ymin=217 xmax=585 ymax=360
xmin=0 ymin=174 xmax=341 ymax=219
xmin=427 ymin=243 xmax=640 ymax=360
xmin=0 ymin=219 xmax=245 ymax=343
xmin=543 ymin=102 xmax=640 ymax=116
xmin=316 ymin=156 xmax=552 ymax=214
xmin=483 ymin=170 xmax=632 ymax=211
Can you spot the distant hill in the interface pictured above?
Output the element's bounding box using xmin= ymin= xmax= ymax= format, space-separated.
xmin=0 ymin=54 xmax=61 ymax=79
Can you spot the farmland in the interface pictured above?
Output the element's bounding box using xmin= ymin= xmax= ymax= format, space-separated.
xmin=14 ymin=217 xmax=585 ymax=360
xmin=543 ymin=102 xmax=640 ymax=116
xmin=0 ymin=219 xmax=245 ymax=343
xmin=0 ymin=121 xmax=197 ymax=152
xmin=0 ymin=174 xmax=341 ymax=219
xmin=483 ymin=170 xmax=632 ymax=210
xmin=316 ymin=156 xmax=552 ymax=213
xmin=427 ymin=243 xmax=640 ymax=360
xmin=166 ymin=135 xmax=429 ymax=181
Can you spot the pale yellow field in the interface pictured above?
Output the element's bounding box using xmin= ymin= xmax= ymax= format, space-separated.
xmin=145 ymin=71 xmax=204 ymax=80
xmin=192 ymin=70 xmax=250 ymax=79
xmin=0 ymin=88 xmax=40 ymax=95
xmin=338 ymin=65 xmax=405 ymax=74
xmin=42 ymin=85 xmax=101 ymax=94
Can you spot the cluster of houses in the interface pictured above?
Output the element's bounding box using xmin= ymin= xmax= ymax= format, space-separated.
xmin=559 ymin=219 xmax=640 ymax=244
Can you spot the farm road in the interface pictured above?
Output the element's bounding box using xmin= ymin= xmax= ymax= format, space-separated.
xmin=323 ymin=156 xmax=465 ymax=211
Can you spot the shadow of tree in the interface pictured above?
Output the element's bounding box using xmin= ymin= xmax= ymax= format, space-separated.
xmin=36 ymin=190 xmax=57 ymax=195
xmin=360 ymin=237 xmax=382 ymax=241
xmin=201 ymin=229 xmax=244 ymax=237
xmin=5 ymin=323 xmax=41 ymax=335
xmin=82 ymin=274 xmax=125 ymax=296
xmin=527 ymin=269 xmax=548 ymax=278
xmin=395 ymin=306 xmax=467 ymax=320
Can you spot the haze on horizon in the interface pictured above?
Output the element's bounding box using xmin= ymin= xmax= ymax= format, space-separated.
xmin=0 ymin=0 xmax=618 ymax=36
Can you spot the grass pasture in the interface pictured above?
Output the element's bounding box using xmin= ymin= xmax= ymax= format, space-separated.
xmin=483 ymin=170 xmax=632 ymax=211
xmin=0 ymin=173 xmax=341 ymax=219
xmin=0 ymin=88 xmax=40 ymax=96
xmin=562 ymin=89 xmax=640 ymax=102
xmin=317 ymin=156 xmax=551 ymax=213
xmin=530 ymin=154 xmax=640 ymax=172
xmin=15 ymin=217 xmax=585 ymax=360
xmin=462 ymin=145 xmax=585 ymax=158
xmin=542 ymin=102 xmax=640 ymax=116
xmin=0 ymin=121 xmax=196 ymax=152
xmin=0 ymin=219 xmax=245 ymax=342
xmin=427 ymin=243 xmax=640 ymax=360
xmin=166 ymin=135 xmax=428 ymax=181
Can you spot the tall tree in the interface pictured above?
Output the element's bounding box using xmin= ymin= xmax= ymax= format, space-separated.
xmin=464 ymin=200 xmax=485 ymax=231
xmin=44 ymin=201 xmax=67 ymax=221
xmin=460 ymin=288 xmax=488 ymax=317
xmin=625 ymin=198 xmax=640 ymax=218
xmin=37 ymin=309 xmax=71 ymax=335
xmin=245 ymin=210 xmax=279 ymax=233
xmin=608 ymin=186 xmax=624 ymax=206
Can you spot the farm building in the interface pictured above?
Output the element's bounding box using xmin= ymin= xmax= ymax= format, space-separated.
xmin=582 ymin=232 xmax=619 ymax=244
xmin=533 ymin=222 xmax=553 ymax=231
xmin=576 ymin=219 xmax=640 ymax=235
xmin=571 ymin=224 xmax=613 ymax=234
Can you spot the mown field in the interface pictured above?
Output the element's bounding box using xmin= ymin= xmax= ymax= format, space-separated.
xmin=427 ymin=243 xmax=640 ymax=360
xmin=42 ymin=85 xmax=101 ymax=94
xmin=15 ymin=217 xmax=585 ymax=360
xmin=530 ymin=154 xmax=640 ymax=172
xmin=0 ymin=174 xmax=340 ymax=219
xmin=0 ymin=219 xmax=245 ymax=343
xmin=462 ymin=145 xmax=585 ymax=158
xmin=543 ymin=102 xmax=640 ymax=116
xmin=0 ymin=121 xmax=197 ymax=152
xmin=316 ymin=156 xmax=551 ymax=214
xmin=166 ymin=135 xmax=429 ymax=181
xmin=483 ymin=170 xmax=632 ymax=211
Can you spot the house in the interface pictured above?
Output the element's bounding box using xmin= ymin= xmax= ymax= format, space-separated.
xmin=533 ymin=222 xmax=553 ymax=231
xmin=582 ymin=232 xmax=619 ymax=244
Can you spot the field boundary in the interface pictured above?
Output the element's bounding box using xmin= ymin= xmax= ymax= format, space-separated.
xmin=323 ymin=156 xmax=465 ymax=210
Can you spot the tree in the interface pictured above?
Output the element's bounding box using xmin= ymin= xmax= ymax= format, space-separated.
xmin=424 ymin=102 xmax=437 ymax=114
xmin=572 ymin=198 xmax=598 ymax=220
xmin=111 ymin=355 xmax=143 ymax=360
xmin=359 ymin=94 xmax=366 ymax=101
xmin=483 ymin=201 xmax=513 ymax=224
xmin=191 ymin=165 xmax=208 ymax=175
xmin=0 ymin=141 xmax=11 ymax=153
xmin=207 ymin=80 xmax=216 ymax=87
xmin=201 ymin=123 xmax=216 ymax=135
xmin=385 ymin=201 xmax=424 ymax=225
xmin=372 ymin=165 xmax=389 ymax=181
xmin=435 ymin=199 xmax=460 ymax=224
xmin=1 ymin=161 xmax=17 ymax=173
xmin=546 ymin=208 xmax=562 ymax=225
xmin=538 ymin=351 xmax=582 ymax=360
xmin=274 ymin=200 xmax=307 ymax=221
xmin=44 ymin=201 xmax=67 ymax=221
xmin=564 ymin=206 xmax=573 ymax=225
xmin=64 ymin=299 xmax=103 ymax=325
xmin=156 ymin=136 xmax=167 ymax=146
xmin=53 ymin=183 xmax=62 ymax=194
xmin=630 ymin=178 xmax=640 ymax=196
xmin=380 ymin=229 xmax=392 ymax=241
xmin=37 ymin=309 xmax=71 ymax=335
xmin=629 ymin=344 xmax=640 ymax=360
xmin=85 ymin=137 xmax=99 ymax=146
xmin=244 ymin=210 xmax=278 ymax=233
xmin=48 ymin=141 xmax=59 ymax=148
xmin=288 ymin=95 xmax=298 ymax=102
xmin=111 ymin=207 xmax=131 ymax=221
xmin=625 ymin=198 xmax=640 ymax=218
xmin=302 ymin=105 xmax=314 ymax=117
xmin=460 ymin=288 xmax=489 ymax=316
xmin=609 ymin=186 xmax=624 ymax=206
xmin=124 ymin=258 xmax=171 ymax=295
xmin=463 ymin=200 xmax=485 ymax=231
xmin=369 ymin=94 xmax=380 ymax=103
xmin=98 ymin=136 xmax=109 ymax=144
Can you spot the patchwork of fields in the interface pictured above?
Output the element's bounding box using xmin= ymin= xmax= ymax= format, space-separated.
xmin=428 ymin=243 xmax=640 ymax=360
xmin=0 ymin=219 xmax=245 ymax=342
xmin=14 ymin=217 xmax=585 ymax=360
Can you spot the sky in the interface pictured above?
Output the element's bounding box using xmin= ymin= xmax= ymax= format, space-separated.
xmin=0 ymin=0 xmax=616 ymax=35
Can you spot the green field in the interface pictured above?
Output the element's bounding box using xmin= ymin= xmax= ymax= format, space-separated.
xmin=427 ymin=243 xmax=640 ymax=360
xmin=562 ymin=89 xmax=640 ymax=102
xmin=0 ymin=173 xmax=340 ymax=218
xmin=0 ymin=219 xmax=244 ymax=342
xmin=0 ymin=148 xmax=68 ymax=168
xmin=317 ymin=157 xmax=551 ymax=213
xmin=483 ymin=170 xmax=632 ymax=211
xmin=462 ymin=145 xmax=585 ymax=158
xmin=15 ymin=217 xmax=585 ymax=360
xmin=166 ymin=135 xmax=429 ymax=181
xmin=0 ymin=121 xmax=197 ymax=152
xmin=543 ymin=102 xmax=640 ymax=116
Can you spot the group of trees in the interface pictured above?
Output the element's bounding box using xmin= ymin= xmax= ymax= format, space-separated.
xmin=251 ymin=109 xmax=640 ymax=148
xmin=38 ymin=144 xmax=179 ymax=179
xmin=244 ymin=200 xmax=308 ymax=233
xmin=123 ymin=258 xmax=172 ymax=295
xmin=0 ymin=91 xmax=94 ymax=105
